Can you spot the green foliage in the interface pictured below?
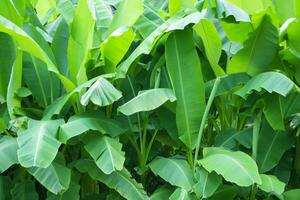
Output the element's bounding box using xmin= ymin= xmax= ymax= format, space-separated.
xmin=1 ymin=0 xmax=300 ymax=199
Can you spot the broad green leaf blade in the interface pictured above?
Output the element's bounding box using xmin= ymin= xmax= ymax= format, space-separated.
xmin=84 ymin=134 xmax=125 ymax=174
xmin=215 ymin=0 xmax=250 ymax=22
xmin=257 ymin=120 xmax=294 ymax=173
xmin=235 ymin=72 xmax=295 ymax=99
xmin=0 ymin=136 xmax=18 ymax=173
xmin=80 ymin=77 xmax=122 ymax=107
xmin=68 ymin=0 xmax=95 ymax=84
xmin=134 ymin=0 xmax=165 ymax=38
xmin=118 ymin=88 xmax=176 ymax=115
xmin=150 ymin=186 xmax=174 ymax=200
xmin=193 ymin=167 xmax=222 ymax=198
xmin=17 ymin=119 xmax=64 ymax=168
xmin=10 ymin=180 xmax=38 ymax=200
xmin=169 ymin=0 xmax=196 ymax=16
xmin=0 ymin=15 xmax=75 ymax=92
xmin=198 ymin=147 xmax=262 ymax=187
xmin=107 ymin=0 xmax=143 ymax=35
xmin=227 ymin=15 xmax=278 ymax=75
xmin=59 ymin=111 xmax=125 ymax=143
xmin=258 ymin=174 xmax=285 ymax=195
xmin=169 ymin=188 xmax=196 ymax=200
xmin=165 ymin=28 xmax=205 ymax=149
xmin=75 ymin=159 xmax=148 ymax=200
xmin=93 ymin=0 xmax=113 ymax=38
xmin=287 ymin=20 xmax=300 ymax=56
xmin=117 ymin=11 xmax=205 ymax=75
xmin=56 ymin=0 xmax=75 ymax=25
xmin=23 ymin=55 xmax=60 ymax=107
xmin=194 ymin=19 xmax=225 ymax=76
xmin=28 ymin=162 xmax=71 ymax=194
xmin=101 ymin=27 xmax=135 ymax=72
xmin=283 ymin=189 xmax=300 ymax=200
xmin=0 ymin=33 xmax=15 ymax=103
xmin=6 ymin=50 xmax=22 ymax=118
xmin=149 ymin=157 xmax=195 ymax=191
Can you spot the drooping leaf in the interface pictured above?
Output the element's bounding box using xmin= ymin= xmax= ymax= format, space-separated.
xmin=194 ymin=19 xmax=225 ymax=76
xmin=165 ymin=28 xmax=205 ymax=149
xmin=118 ymin=88 xmax=176 ymax=115
xmin=28 ymin=161 xmax=71 ymax=195
xmin=84 ymin=134 xmax=125 ymax=174
xmin=258 ymin=174 xmax=285 ymax=195
xmin=75 ymin=159 xmax=148 ymax=200
xmin=235 ymin=72 xmax=295 ymax=99
xmin=0 ymin=33 xmax=15 ymax=103
xmin=0 ymin=136 xmax=18 ymax=173
xmin=6 ymin=50 xmax=22 ymax=118
xmin=59 ymin=111 xmax=125 ymax=143
xmin=68 ymin=0 xmax=95 ymax=85
xmin=149 ymin=157 xmax=195 ymax=191
xmin=256 ymin=120 xmax=294 ymax=173
xmin=198 ymin=147 xmax=262 ymax=187
xmin=215 ymin=0 xmax=250 ymax=22
xmin=0 ymin=15 xmax=75 ymax=92
xmin=80 ymin=76 xmax=122 ymax=106
xmin=193 ymin=167 xmax=222 ymax=198
xmin=117 ymin=11 xmax=206 ymax=75
xmin=17 ymin=119 xmax=64 ymax=168
xmin=134 ymin=0 xmax=165 ymax=38
xmin=227 ymin=15 xmax=278 ymax=75
xmin=10 ymin=180 xmax=38 ymax=200
xmin=93 ymin=0 xmax=113 ymax=38
xmin=101 ymin=27 xmax=135 ymax=72
xmin=107 ymin=0 xmax=143 ymax=35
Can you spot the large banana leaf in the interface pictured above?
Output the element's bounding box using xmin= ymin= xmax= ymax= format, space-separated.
xmin=59 ymin=111 xmax=125 ymax=143
xmin=165 ymin=28 xmax=205 ymax=149
xmin=149 ymin=157 xmax=195 ymax=191
xmin=194 ymin=19 xmax=225 ymax=76
xmin=227 ymin=15 xmax=278 ymax=75
xmin=0 ymin=136 xmax=18 ymax=172
xmin=75 ymin=159 xmax=148 ymax=200
xmin=215 ymin=0 xmax=250 ymax=22
xmin=93 ymin=0 xmax=113 ymax=39
xmin=117 ymin=11 xmax=205 ymax=75
xmin=17 ymin=119 xmax=64 ymax=168
xmin=107 ymin=0 xmax=143 ymax=35
xmin=101 ymin=27 xmax=135 ymax=72
xmin=193 ymin=167 xmax=222 ymax=198
xmin=150 ymin=186 xmax=174 ymax=200
xmin=235 ymin=72 xmax=295 ymax=99
xmin=68 ymin=0 xmax=95 ymax=85
xmin=28 ymin=161 xmax=71 ymax=194
xmin=6 ymin=50 xmax=22 ymax=118
xmin=198 ymin=147 xmax=262 ymax=187
xmin=0 ymin=33 xmax=15 ymax=103
xmin=169 ymin=188 xmax=196 ymax=200
xmin=84 ymin=134 xmax=125 ymax=174
xmin=0 ymin=15 xmax=75 ymax=92
xmin=258 ymin=174 xmax=285 ymax=195
xmin=257 ymin=120 xmax=294 ymax=173
xmin=118 ymin=88 xmax=176 ymax=115
xmin=80 ymin=76 xmax=122 ymax=106
xmin=134 ymin=0 xmax=165 ymax=38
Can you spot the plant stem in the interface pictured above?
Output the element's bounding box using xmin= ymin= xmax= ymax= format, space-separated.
xmin=252 ymin=111 xmax=262 ymax=160
xmin=193 ymin=77 xmax=221 ymax=170
xmin=250 ymin=184 xmax=257 ymax=200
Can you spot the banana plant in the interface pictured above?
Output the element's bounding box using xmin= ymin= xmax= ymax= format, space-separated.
xmin=0 ymin=0 xmax=300 ymax=199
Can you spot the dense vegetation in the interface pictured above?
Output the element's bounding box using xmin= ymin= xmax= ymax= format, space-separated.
xmin=0 ymin=0 xmax=300 ymax=199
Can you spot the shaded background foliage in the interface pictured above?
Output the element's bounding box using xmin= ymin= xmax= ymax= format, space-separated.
xmin=0 ymin=0 xmax=300 ymax=199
